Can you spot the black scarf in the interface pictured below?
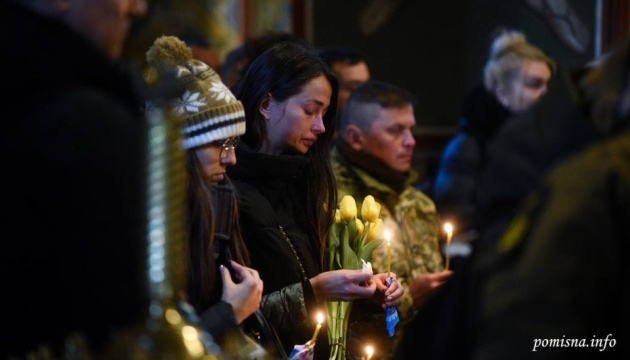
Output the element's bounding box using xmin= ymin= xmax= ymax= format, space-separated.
xmin=459 ymin=85 xmax=512 ymax=149
xmin=336 ymin=139 xmax=409 ymax=193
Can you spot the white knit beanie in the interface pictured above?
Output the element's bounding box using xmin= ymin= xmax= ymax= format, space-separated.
xmin=146 ymin=36 xmax=246 ymax=149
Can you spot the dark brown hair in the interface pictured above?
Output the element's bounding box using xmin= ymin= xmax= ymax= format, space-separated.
xmin=234 ymin=41 xmax=339 ymax=266
xmin=184 ymin=150 xmax=250 ymax=310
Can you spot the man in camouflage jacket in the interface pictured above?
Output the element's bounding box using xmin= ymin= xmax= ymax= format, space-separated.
xmin=332 ymin=80 xmax=452 ymax=359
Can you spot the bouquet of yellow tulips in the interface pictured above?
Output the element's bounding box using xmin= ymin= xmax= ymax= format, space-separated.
xmin=325 ymin=195 xmax=384 ymax=360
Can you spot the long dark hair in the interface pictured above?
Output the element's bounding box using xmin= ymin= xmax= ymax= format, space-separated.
xmin=233 ymin=41 xmax=339 ymax=266
xmin=184 ymin=150 xmax=250 ymax=311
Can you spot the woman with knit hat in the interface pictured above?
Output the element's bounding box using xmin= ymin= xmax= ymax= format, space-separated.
xmin=145 ymin=36 xmax=279 ymax=359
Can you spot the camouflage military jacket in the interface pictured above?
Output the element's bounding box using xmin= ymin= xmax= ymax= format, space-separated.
xmin=331 ymin=148 xmax=444 ymax=319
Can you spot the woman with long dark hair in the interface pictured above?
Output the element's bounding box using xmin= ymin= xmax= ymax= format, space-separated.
xmin=228 ymin=41 xmax=404 ymax=359
xmin=146 ymin=35 xmax=269 ymax=358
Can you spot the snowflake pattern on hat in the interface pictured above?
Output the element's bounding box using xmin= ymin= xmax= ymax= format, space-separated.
xmin=146 ymin=35 xmax=247 ymax=149
xmin=208 ymin=81 xmax=237 ymax=103
xmin=175 ymin=91 xmax=207 ymax=115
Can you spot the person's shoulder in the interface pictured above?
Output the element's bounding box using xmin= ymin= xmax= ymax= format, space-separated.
xmin=331 ymin=158 xmax=354 ymax=183
xmin=549 ymin=131 xmax=630 ymax=187
xmin=440 ymin=132 xmax=483 ymax=165
xmin=444 ymin=132 xmax=480 ymax=151
xmin=331 ymin=148 xmax=362 ymax=190
xmin=233 ymin=180 xmax=265 ymax=204
xmin=330 ymin=146 xmax=348 ymax=171
xmin=42 ymin=85 xmax=143 ymax=147
xmin=574 ymin=131 xmax=630 ymax=165
xmin=330 ymin=150 xmax=345 ymax=174
xmin=60 ymin=84 xmax=138 ymax=116
xmin=11 ymin=83 xmax=143 ymax=168
xmin=232 ymin=180 xmax=279 ymax=225
xmin=401 ymin=186 xmax=437 ymax=213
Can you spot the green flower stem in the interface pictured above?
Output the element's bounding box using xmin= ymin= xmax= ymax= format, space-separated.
xmin=360 ymin=222 xmax=371 ymax=248
xmin=325 ymin=299 xmax=353 ymax=360
xmin=327 ymin=196 xmax=385 ymax=360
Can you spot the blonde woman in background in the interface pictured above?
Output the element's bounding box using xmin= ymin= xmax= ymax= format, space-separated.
xmin=434 ymin=29 xmax=555 ymax=244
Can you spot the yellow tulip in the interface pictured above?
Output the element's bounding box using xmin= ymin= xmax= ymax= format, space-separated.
xmin=367 ymin=218 xmax=383 ymax=241
xmin=339 ymin=195 xmax=357 ymax=222
xmin=334 ymin=209 xmax=341 ymax=223
xmin=361 ymin=195 xmax=379 ymax=222
xmin=355 ymin=219 xmax=364 ymax=236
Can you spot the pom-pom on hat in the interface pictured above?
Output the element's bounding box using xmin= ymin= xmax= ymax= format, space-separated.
xmin=146 ymin=35 xmax=246 ymax=149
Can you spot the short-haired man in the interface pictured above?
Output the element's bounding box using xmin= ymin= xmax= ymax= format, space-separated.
xmin=318 ymin=47 xmax=371 ymax=113
xmin=332 ymin=80 xmax=452 ymax=358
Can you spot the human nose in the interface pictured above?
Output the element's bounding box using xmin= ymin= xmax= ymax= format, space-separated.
xmin=220 ymin=147 xmax=237 ymax=166
xmin=402 ymin=129 xmax=415 ymax=147
xmin=311 ymin=113 xmax=326 ymax=134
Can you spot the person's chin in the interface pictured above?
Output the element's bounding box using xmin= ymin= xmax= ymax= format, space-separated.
xmin=211 ymin=173 xmax=225 ymax=183
xmin=288 ymin=144 xmax=309 ymax=155
xmin=394 ymin=164 xmax=411 ymax=173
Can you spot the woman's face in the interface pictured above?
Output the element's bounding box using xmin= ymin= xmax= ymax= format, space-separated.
xmin=261 ymin=75 xmax=332 ymax=155
xmin=194 ymin=138 xmax=238 ymax=184
xmin=497 ymin=60 xmax=552 ymax=112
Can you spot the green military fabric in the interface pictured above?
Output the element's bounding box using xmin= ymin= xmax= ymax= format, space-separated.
xmin=331 ymin=146 xmax=444 ymax=356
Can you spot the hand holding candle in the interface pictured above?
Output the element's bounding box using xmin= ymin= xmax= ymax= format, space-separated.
xmin=444 ymin=222 xmax=453 ymax=271
xmin=365 ymin=345 xmax=374 ymax=360
xmin=311 ymin=312 xmax=324 ymax=342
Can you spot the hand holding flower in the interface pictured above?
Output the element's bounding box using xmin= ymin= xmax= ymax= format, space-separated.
xmin=310 ymin=269 xmax=376 ymax=302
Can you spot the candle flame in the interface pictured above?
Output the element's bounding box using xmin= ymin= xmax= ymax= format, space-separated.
xmin=316 ymin=312 xmax=324 ymax=324
xmin=443 ymin=222 xmax=453 ymax=234
xmin=365 ymin=345 xmax=374 ymax=357
xmin=384 ymin=229 xmax=391 ymax=244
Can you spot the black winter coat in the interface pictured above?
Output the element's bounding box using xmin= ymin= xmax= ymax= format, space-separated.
xmin=1 ymin=1 xmax=146 ymax=356
xmin=228 ymin=144 xmax=329 ymax=359
xmin=434 ymin=85 xmax=511 ymax=234
xmin=476 ymin=66 xmax=597 ymax=253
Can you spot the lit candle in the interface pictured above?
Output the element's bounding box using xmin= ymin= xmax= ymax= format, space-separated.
xmin=311 ymin=312 xmax=324 ymax=342
xmin=444 ymin=222 xmax=453 ymax=271
xmin=365 ymin=345 xmax=374 ymax=360
xmin=385 ymin=230 xmax=391 ymax=278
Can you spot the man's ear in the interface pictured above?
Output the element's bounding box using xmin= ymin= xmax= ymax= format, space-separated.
xmin=344 ymin=124 xmax=365 ymax=151
xmin=259 ymin=93 xmax=272 ymax=120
